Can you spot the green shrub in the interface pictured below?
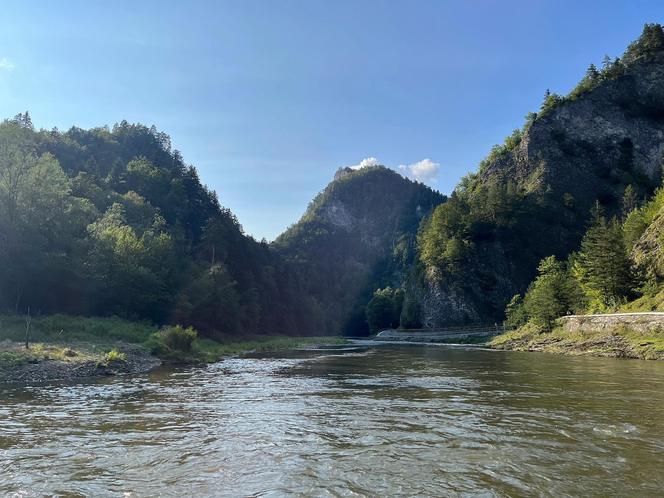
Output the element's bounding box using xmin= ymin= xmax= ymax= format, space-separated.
xmin=504 ymin=294 xmax=528 ymax=329
xmin=523 ymin=256 xmax=585 ymax=330
xmin=162 ymin=326 xmax=197 ymax=351
xmin=149 ymin=325 xmax=198 ymax=355
xmin=366 ymin=287 xmax=404 ymax=333
xmin=104 ymin=349 xmax=127 ymax=363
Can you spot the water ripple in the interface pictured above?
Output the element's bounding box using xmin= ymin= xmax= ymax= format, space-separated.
xmin=1 ymin=344 xmax=664 ymax=496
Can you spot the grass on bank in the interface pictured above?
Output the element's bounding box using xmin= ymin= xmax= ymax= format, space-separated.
xmin=0 ymin=314 xmax=349 ymax=367
xmin=0 ymin=342 xmax=102 ymax=369
xmin=0 ymin=314 xmax=155 ymax=344
xmin=619 ymin=287 xmax=664 ymax=312
xmin=490 ymin=322 xmax=664 ymax=360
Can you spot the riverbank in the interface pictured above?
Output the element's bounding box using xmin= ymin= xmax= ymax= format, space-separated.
xmin=0 ymin=341 xmax=161 ymax=384
xmin=490 ymin=320 xmax=664 ymax=360
xmin=0 ymin=314 xmax=348 ymax=384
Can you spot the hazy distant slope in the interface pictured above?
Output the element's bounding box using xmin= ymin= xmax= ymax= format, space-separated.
xmin=274 ymin=165 xmax=445 ymax=335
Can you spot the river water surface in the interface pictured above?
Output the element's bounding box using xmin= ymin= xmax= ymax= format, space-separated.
xmin=1 ymin=343 xmax=664 ymax=497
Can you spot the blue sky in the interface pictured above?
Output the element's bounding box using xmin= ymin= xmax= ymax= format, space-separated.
xmin=1 ymin=1 xmax=663 ymax=240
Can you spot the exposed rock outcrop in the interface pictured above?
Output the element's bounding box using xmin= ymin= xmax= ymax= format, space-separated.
xmin=415 ymin=36 xmax=664 ymax=327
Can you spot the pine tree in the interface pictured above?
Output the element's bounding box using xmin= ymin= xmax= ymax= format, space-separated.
xmin=11 ymin=111 xmax=33 ymax=130
xmin=602 ymin=54 xmax=613 ymax=70
xmin=574 ymin=215 xmax=633 ymax=308
xmin=622 ymin=185 xmax=638 ymax=219
xmin=586 ymin=63 xmax=600 ymax=81
xmin=522 ymin=256 xmax=584 ymax=330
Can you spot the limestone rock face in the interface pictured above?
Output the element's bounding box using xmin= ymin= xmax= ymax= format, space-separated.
xmin=481 ymin=53 xmax=664 ymax=213
xmin=420 ymin=267 xmax=481 ymax=326
xmin=416 ymin=52 xmax=664 ymax=327
xmin=417 ymin=243 xmax=518 ymax=327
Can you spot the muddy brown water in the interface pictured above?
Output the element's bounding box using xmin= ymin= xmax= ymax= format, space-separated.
xmin=1 ymin=342 xmax=664 ymax=497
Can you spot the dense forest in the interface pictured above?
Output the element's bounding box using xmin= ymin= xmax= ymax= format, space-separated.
xmin=2 ymin=24 xmax=664 ymax=340
xmin=508 ymin=182 xmax=664 ymax=332
xmin=0 ymin=115 xmax=442 ymax=338
xmin=0 ymin=116 xmax=319 ymax=339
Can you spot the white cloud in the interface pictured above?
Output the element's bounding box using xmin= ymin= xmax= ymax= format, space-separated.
xmin=345 ymin=156 xmax=440 ymax=185
xmin=0 ymin=58 xmax=14 ymax=71
xmin=398 ymin=158 xmax=440 ymax=184
xmin=349 ymin=157 xmax=381 ymax=170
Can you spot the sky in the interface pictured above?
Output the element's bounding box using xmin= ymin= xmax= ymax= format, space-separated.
xmin=1 ymin=1 xmax=663 ymax=240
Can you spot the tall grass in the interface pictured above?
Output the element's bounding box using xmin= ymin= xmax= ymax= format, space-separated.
xmin=0 ymin=314 xmax=156 ymax=344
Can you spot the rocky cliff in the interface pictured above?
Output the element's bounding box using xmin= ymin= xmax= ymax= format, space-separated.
xmin=413 ymin=25 xmax=664 ymax=327
xmin=481 ymin=53 xmax=664 ymax=210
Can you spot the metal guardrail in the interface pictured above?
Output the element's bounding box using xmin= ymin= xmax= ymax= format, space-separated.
xmin=388 ymin=323 xmax=507 ymax=335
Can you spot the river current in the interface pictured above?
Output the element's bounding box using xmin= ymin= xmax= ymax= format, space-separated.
xmin=1 ymin=342 xmax=664 ymax=497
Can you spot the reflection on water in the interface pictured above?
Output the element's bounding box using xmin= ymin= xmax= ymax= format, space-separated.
xmin=1 ymin=343 xmax=664 ymax=496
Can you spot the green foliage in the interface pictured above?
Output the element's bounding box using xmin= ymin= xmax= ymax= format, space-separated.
xmin=540 ymin=90 xmax=565 ymax=116
xmin=152 ymin=325 xmax=198 ymax=353
xmin=623 ymin=187 xmax=664 ymax=248
xmin=0 ymin=117 xmax=321 ymax=339
xmin=521 ymin=257 xmax=585 ymax=330
xmin=399 ymin=297 xmax=422 ymax=328
xmin=365 ymin=287 xmax=404 ymax=333
xmin=418 ymin=193 xmax=471 ymax=270
xmin=87 ymin=202 xmax=176 ymax=321
xmin=0 ymin=350 xmax=33 ymax=368
xmin=418 ymin=180 xmax=537 ymax=273
xmin=623 ymin=23 xmax=664 ymax=65
xmin=507 ymin=183 xmax=664 ymax=330
xmin=104 ymin=349 xmax=127 ymax=363
xmin=574 ymin=215 xmax=634 ymax=310
xmin=504 ymin=294 xmax=528 ymax=329
xmin=478 ymin=129 xmax=523 ymax=172
xmin=622 ymin=184 xmax=638 ymax=219
xmin=173 ymin=263 xmax=241 ymax=338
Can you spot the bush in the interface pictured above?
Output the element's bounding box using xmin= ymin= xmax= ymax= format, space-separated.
xmin=522 ymin=256 xmax=585 ymax=330
xmin=104 ymin=349 xmax=127 ymax=363
xmin=151 ymin=325 xmax=198 ymax=353
xmin=366 ymin=288 xmax=404 ymax=333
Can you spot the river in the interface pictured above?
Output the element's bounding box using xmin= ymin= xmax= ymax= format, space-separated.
xmin=1 ymin=342 xmax=664 ymax=497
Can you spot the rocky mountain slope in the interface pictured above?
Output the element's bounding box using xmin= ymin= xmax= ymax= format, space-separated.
xmin=411 ymin=24 xmax=664 ymax=327
xmin=274 ymin=166 xmax=444 ymax=335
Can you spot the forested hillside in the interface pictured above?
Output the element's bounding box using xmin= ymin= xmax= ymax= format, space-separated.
xmin=408 ymin=23 xmax=664 ymax=327
xmin=274 ymin=166 xmax=444 ymax=335
xmin=0 ymin=116 xmax=314 ymax=339
xmin=0 ymin=117 xmax=443 ymax=338
xmin=3 ymin=24 xmax=663 ymax=340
